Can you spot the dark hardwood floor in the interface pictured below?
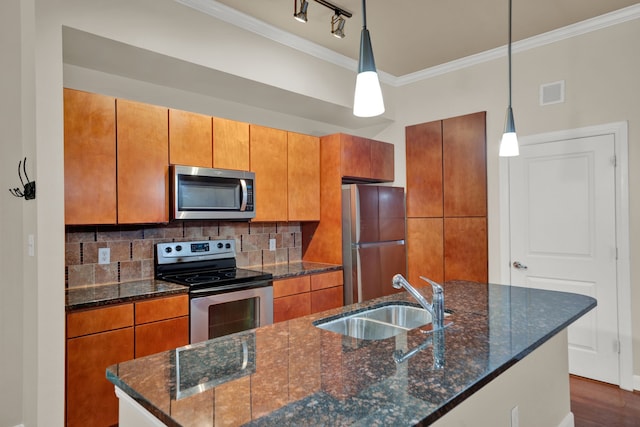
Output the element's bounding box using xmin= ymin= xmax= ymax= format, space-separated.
xmin=570 ymin=375 xmax=640 ymax=426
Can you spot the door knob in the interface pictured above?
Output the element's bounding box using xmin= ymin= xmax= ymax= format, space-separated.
xmin=513 ymin=261 xmax=528 ymax=270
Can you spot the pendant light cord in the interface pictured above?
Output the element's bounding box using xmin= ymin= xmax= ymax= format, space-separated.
xmin=362 ymin=0 xmax=367 ymax=29
xmin=508 ymin=0 xmax=513 ymax=108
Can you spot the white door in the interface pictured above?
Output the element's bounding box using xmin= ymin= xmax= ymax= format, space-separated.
xmin=508 ymin=133 xmax=619 ymax=385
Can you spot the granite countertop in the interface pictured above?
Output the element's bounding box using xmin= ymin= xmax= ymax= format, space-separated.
xmin=106 ymin=281 xmax=596 ymax=426
xmin=259 ymin=261 xmax=342 ymax=279
xmin=65 ymin=262 xmax=341 ymax=311
xmin=65 ymin=280 xmax=189 ymax=311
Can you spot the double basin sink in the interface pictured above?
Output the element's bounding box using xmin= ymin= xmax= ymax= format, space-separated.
xmin=314 ymin=302 xmax=447 ymax=340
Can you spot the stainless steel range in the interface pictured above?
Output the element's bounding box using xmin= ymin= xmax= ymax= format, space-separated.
xmin=155 ymin=239 xmax=273 ymax=344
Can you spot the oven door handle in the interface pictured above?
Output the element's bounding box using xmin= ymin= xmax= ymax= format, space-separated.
xmin=189 ymin=279 xmax=272 ymax=295
xmin=239 ymin=179 xmax=248 ymax=212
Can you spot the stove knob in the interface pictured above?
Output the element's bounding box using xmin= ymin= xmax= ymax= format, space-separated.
xmin=225 ymin=243 xmax=231 ymax=249
xmin=175 ymin=245 xmax=183 ymax=252
xmin=217 ymin=242 xmax=224 ymax=249
xmin=164 ymin=247 xmax=172 ymax=254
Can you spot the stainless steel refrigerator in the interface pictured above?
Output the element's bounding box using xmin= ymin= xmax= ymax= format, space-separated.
xmin=342 ymin=184 xmax=407 ymax=305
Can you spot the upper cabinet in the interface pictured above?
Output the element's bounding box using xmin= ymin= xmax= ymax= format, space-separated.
xmin=405 ymin=120 xmax=443 ymax=218
xmin=169 ymin=109 xmax=212 ymax=168
xmin=213 ymin=117 xmax=250 ymax=171
xmin=339 ymin=134 xmax=394 ymax=182
xmin=250 ymin=125 xmax=288 ymax=222
xmin=64 ymin=88 xmax=117 ymax=225
xmin=287 ymin=132 xmax=320 ymax=221
xmin=116 ymin=99 xmax=169 ymax=224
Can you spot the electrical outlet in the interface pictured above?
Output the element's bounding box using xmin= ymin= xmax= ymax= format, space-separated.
xmin=511 ymin=405 xmax=519 ymax=427
xmin=269 ymin=238 xmax=276 ymax=251
xmin=98 ymin=247 xmax=110 ymax=265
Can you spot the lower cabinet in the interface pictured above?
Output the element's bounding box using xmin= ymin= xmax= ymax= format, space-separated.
xmin=65 ymin=294 xmax=189 ymax=427
xmin=273 ymin=270 xmax=343 ymax=323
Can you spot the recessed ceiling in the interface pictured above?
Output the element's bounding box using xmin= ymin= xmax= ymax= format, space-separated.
xmin=210 ymin=0 xmax=639 ymax=77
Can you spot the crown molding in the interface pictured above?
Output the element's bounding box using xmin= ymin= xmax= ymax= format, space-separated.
xmin=176 ymin=0 xmax=640 ymax=87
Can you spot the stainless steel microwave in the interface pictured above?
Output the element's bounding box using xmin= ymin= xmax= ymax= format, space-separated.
xmin=170 ymin=165 xmax=255 ymax=220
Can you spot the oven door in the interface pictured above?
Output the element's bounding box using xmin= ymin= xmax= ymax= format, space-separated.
xmin=190 ymin=283 xmax=273 ymax=344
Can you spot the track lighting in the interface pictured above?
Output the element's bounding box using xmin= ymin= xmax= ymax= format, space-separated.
xmin=294 ymin=0 xmax=352 ymax=39
xmin=294 ymin=0 xmax=309 ymax=23
xmin=332 ymin=14 xmax=346 ymax=38
xmin=499 ymin=0 xmax=519 ymax=157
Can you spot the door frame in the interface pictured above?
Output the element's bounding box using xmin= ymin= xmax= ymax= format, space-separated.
xmin=498 ymin=121 xmax=633 ymax=391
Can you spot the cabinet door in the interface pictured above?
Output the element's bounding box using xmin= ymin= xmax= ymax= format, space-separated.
xmin=66 ymin=328 xmax=134 ymax=427
xmin=406 ymin=120 xmax=443 ymax=218
xmin=169 ymin=109 xmax=212 ymax=167
xmin=116 ymin=99 xmax=169 ymax=223
xmin=443 ymin=112 xmax=487 ymax=217
xmin=64 ymin=88 xmax=117 ymax=225
xmin=135 ymin=316 xmax=189 ymax=358
xmin=213 ymin=117 xmax=250 ymax=170
xmin=407 ymin=218 xmax=444 ymax=285
xmin=250 ymin=125 xmax=288 ymax=222
xmin=288 ymin=132 xmax=320 ymax=221
xmin=340 ymin=134 xmax=370 ymax=179
xmin=370 ymin=140 xmax=394 ymax=182
xmin=311 ymin=287 xmax=343 ymax=314
xmin=274 ymin=292 xmax=311 ymax=323
xmin=444 ymin=217 xmax=488 ymax=282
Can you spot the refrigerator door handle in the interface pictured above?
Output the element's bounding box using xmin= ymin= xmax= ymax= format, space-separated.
xmin=354 ymin=240 xmax=405 ymax=249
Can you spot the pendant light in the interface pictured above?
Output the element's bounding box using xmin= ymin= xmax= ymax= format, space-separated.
xmin=353 ymin=0 xmax=384 ymax=117
xmin=499 ymin=0 xmax=519 ymax=157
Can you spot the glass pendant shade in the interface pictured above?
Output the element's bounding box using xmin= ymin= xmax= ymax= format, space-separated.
xmin=499 ymin=106 xmax=519 ymax=157
xmin=353 ymin=27 xmax=384 ymax=117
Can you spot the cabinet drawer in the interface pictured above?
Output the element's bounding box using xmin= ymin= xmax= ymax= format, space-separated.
xmin=67 ymin=304 xmax=133 ymax=338
xmin=310 ymin=270 xmax=343 ymax=291
xmin=135 ymin=316 xmax=189 ymax=358
xmin=311 ymin=286 xmax=344 ymax=314
xmin=273 ymin=276 xmax=310 ymax=298
xmin=274 ymin=293 xmax=311 ymax=323
xmin=135 ymin=294 xmax=189 ymax=325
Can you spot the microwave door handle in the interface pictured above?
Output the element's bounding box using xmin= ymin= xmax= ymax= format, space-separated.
xmin=239 ymin=179 xmax=248 ymax=212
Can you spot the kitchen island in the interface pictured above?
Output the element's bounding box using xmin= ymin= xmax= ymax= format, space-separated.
xmin=107 ymin=280 xmax=595 ymax=426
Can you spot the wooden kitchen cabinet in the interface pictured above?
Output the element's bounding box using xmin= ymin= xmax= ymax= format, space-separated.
xmin=310 ymin=270 xmax=343 ymax=313
xmin=370 ymin=139 xmax=395 ymax=182
xmin=116 ymin=99 xmax=169 ymax=223
xmin=134 ymin=294 xmax=189 ymax=358
xmin=66 ymin=304 xmax=134 ymax=427
xmin=169 ymin=108 xmax=212 ymax=168
xmin=63 ymin=88 xmax=117 ymax=225
xmin=288 ymin=132 xmax=320 ymax=221
xmin=273 ymin=271 xmax=343 ymax=322
xmin=250 ymin=125 xmax=288 ymax=222
xmin=213 ymin=117 xmax=250 ymax=171
xmin=405 ymin=112 xmax=487 ymax=284
xmin=444 ymin=217 xmax=488 ymax=282
xmin=406 ymin=120 xmax=443 ymax=218
xmin=339 ymin=134 xmax=394 ymax=182
xmin=66 ymin=294 xmax=189 ymax=426
xmin=443 ymin=112 xmax=487 ymax=217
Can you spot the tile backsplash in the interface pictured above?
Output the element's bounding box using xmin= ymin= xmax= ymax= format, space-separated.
xmin=65 ymin=221 xmax=302 ymax=288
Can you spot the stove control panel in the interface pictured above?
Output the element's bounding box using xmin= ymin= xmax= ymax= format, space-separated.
xmin=156 ymin=239 xmax=236 ymax=264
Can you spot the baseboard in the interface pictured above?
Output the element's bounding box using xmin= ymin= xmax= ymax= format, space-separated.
xmin=558 ymin=412 xmax=575 ymax=427
xmin=634 ymin=374 xmax=640 ymax=391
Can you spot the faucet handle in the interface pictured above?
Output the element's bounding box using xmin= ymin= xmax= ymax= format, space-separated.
xmin=419 ymin=276 xmax=443 ymax=295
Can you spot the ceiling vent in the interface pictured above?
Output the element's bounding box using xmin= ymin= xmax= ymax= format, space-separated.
xmin=540 ymin=80 xmax=565 ymax=106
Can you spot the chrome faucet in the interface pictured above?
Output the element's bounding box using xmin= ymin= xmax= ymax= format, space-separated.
xmin=392 ymin=274 xmax=445 ymax=331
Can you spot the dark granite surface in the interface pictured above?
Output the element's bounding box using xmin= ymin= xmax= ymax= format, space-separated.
xmin=260 ymin=261 xmax=342 ymax=279
xmin=65 ymin=262 xmax=341 ymax=311
xmin=65 ymin=280 xmax=188 ymax=311
xmin=106 ymin=281 xmax=596 ymax=426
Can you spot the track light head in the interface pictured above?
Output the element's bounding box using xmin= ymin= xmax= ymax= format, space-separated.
xmin=294 ymin=0 xmax=309 ymax=23
xmin=331 ymin=14 xmax=346 ymax=38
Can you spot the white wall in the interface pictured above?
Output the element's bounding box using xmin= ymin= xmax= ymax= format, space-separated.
xmin=2 ymin=0 xmax=638 ymax=424
xmin=0 ymin=1 xmax=25 ymax=425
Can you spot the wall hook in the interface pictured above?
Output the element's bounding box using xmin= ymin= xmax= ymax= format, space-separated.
xmin=9 ymin=157 xmax=36 ymax=200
